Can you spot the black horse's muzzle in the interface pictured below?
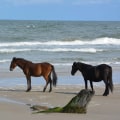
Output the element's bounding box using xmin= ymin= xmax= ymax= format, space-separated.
xmin=71 ymin=70 xmax=75 ymax=75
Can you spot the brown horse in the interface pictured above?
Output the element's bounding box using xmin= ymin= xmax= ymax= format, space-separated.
xmin=10 ymin=57 xmax=57 ymax=92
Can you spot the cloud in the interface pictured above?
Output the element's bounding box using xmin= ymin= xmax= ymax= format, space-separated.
xmin=72 ymin=0 xmax=120 ymax=5
xmin=4 ymin=0 xmax=63 ymax=5
xmin=2 ymin=0 xmax=120 ymax=6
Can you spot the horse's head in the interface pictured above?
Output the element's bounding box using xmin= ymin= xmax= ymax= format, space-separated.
xmin=71 ymin=62 xmax=79 ymax=75
xmin=10 ymin=57 xmax=17 ymax=71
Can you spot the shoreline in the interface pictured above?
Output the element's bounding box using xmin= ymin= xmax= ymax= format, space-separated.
xmin=0 ymin=65 xmax=120 ymax=87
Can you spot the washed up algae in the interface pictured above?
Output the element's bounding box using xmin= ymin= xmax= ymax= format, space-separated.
xmin=31 ymin=89 xmax=94 ymax=114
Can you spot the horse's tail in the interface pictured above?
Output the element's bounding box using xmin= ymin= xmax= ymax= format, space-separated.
xmin=51 ymin=65 xmax=57 ymax=87
xmin=108 ymin=67 xmax=113 ymax=93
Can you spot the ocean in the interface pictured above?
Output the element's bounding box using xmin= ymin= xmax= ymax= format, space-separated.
xmin=0 ymin=20 xmax=120 ymax=86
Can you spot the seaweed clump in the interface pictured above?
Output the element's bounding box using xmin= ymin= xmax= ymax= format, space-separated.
xmin=31 ymin=89 xmax=94 ymax=114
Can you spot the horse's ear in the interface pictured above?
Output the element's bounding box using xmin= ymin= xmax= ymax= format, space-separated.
xmin=73 ymin=62 xmax=77 ymax=66
xmin=13 ymin=57 xmax=16 ymax=60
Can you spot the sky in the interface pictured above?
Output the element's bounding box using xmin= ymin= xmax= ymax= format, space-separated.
xmin=0 ymin=0 xmax=120 ymax=21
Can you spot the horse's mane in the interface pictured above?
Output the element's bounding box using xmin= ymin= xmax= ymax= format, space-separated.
xmin=78 ymin=62 xmax=93 ymax=69
xmin=16 ymin=58 xmax=33 ymax=63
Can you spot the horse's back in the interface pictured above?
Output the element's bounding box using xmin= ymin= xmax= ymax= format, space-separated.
xmin=96 ymin=64 xmax=112 ymax=72
xmin=27 ymin=62 xmax=52 ymax=77
xmin=94 ymin=64 xmax=112 ymax=80
xmin=40 ymin=62 xmax=52 ymax=69
xmin=39 ymin=62 xmax=53 ymax=75
xmin=97 ymin=64 xmax=111 ymax=68
xmin=33 ymin=62 xmax=52 ymax=69
xmin=85 ymin=64 xmax=112 ymax=81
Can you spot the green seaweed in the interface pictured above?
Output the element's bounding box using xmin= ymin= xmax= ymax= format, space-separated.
xmin=38 ymin=107 xmax=63 ymax=113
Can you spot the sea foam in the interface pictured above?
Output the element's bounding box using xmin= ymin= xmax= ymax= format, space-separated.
xmin=0 ymin=37 xmax=120 ymax=47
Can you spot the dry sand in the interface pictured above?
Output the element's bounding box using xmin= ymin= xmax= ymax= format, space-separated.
xmin=0 ymin=84 xmax=120 ymax=120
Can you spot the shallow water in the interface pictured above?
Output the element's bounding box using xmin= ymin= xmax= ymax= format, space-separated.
xmin=0 ymin=97 xmax=25 ymax=105
xmin=0 ymin=68 xmax=119 ymax=87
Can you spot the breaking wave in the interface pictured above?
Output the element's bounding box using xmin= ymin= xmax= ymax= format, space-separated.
xmin=0 ymin=48 xmax=103 ymax=53
xmin=0 ymin=37 xmax=120 ymax=47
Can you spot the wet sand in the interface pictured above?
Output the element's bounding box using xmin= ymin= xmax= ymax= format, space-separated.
xmin=0 ymin=84 xmax=120 ymax=120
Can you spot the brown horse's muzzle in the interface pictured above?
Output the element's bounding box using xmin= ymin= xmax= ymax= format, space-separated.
xmin=10 ymin=67 xmax=13 ymax=71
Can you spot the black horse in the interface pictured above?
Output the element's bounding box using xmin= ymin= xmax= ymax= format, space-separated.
xmin=71 ymin=62 xmax=113 ymax=96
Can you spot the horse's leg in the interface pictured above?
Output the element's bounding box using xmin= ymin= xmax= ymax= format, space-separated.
xmin=103 ymin=79 xmax=109 ymax=96
xmin=90 ymin=80 xmax=95 ymax=94
xmin=49 ymin=79 xmax=52 ymax=92
xmin=43 ymin=81 xmax=49 ymax=92
xmin=43 ymin=75 xmax=49 ymax=92
xmin=26 ymin=75 xmax=32 ymax=92
xmin=90 ymin=80 xmax=94 ymax=91
xmin=85 ymin=80 xmax=88 ymax=89
xmin=43 ymin=79 xmax=52 ymax=92
xmin=43 ymin=74 xmax=52 ymax=92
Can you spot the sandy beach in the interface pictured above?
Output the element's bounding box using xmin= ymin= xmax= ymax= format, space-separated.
xmin=0 ymin=66 xmax=120 ymax=120
xmin=0 ymin=79 xmax=120 ymax=120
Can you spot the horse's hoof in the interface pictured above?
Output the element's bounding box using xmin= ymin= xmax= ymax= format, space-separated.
xmin=49 ymin=90 xmax=52 ymax=92
xmin=91 ymin=90 xmax=95 ymax=95
xmin=43 ymin=89 xmax=45 ymax=92
xmin=26 ymin=88 xmax=31 ymax=92
xmin=103 ymin=93 xmax=108 ymax=96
